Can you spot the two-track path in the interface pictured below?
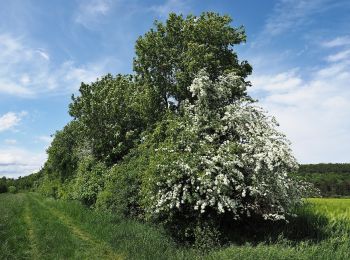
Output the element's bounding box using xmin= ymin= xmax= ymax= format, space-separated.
xmin=23 ymin=193 xmax=123 ymax=260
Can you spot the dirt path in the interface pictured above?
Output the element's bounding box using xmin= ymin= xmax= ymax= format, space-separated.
xmin=30 ymin=195 xmax=123 ymax=260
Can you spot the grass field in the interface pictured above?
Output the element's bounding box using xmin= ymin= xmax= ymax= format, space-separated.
xmin=1 ymin=193 xmax=350 ymax=259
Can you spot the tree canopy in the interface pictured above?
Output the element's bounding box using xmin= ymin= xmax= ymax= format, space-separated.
xmin=134 ymin=12 xmax=252 ymax=110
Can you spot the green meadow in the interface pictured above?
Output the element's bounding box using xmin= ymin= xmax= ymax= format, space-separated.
xmin=1 ymin=193 xmax=350 ymax=260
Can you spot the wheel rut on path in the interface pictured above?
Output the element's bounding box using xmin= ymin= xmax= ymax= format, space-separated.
xmin=30 ymin=195 xmax=123 ymax=260
xmin=23 ymin=199 xmax=40 ymax=260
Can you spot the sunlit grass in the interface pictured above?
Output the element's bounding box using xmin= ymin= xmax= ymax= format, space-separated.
xmin=307 ymin=198 xmax=350 ymax=220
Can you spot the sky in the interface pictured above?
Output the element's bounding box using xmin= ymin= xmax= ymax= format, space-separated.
xmin=1 ymin=0 xmax=350 ymax=178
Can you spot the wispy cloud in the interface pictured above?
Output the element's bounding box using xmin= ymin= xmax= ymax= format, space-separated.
xmin=263 ymin=0 xmax=346 ymax=36
xmin=0 ymin=33 xmax=116 ymax=97
xmin=150 ymin=0 xmax=190 ymax=18
xmin=0 ymin=111 xmax=27 ymax=132
xmin=326 ymin=49 xmax=350 ymax=62
xmin=322 ymin=36 xmax=350 ymax=48
xmin=75 ymin=0 xmax=113 ymax=28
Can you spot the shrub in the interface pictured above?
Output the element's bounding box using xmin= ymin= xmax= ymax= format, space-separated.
xmin=95 ymin=151 xmax=146 ymax=218
xmin=8 ymin=186 xmax=17 ymax=194
xmin=141 ymin=71 xmax=309 ymax=231
xmin=72 ymin=157 xmax=107 ymax=207
xmin=36 ymin=177 xmax=62 ymax=199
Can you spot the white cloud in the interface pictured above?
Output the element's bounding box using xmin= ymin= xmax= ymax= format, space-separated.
xmin=322 ymin=36 xmax=350 ymax=48
xmin=37 ymin=135 xmax=53 ymax=144
xmin=0 ymin=33 xmax=115 ymax=97
xmin=75 ymin=0 xmax=112 ymax=28
xmin=0 ymin=111 xmax=27 ymax=132
xmin=326 ymin=49 xmax=350 ymax=62
xmin=249 ymin=50 xmax=350 ymax=163
xmin=263 ymin=0 xmax=344 ymax=36
xmin=36 ymin=49 xmax=50 ymax=61
xmin=0 ymin=147 xmax=46 ymax=178
xmin=0 ymin=80 xmax=34 ymax=96
xmin=250 ymin=70 xmax=303 ymax=94
xmin=150 ymin=0 xmax=189 ymax=18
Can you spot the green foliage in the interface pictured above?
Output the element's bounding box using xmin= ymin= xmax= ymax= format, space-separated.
xmin=36 ymin=176 xmax=63 ymax=199
xmin=134 ymin=12 xmax=252 ymax=109
xmin=69 ymin=74 xmax=149 ymax=165
xmin=72 ymin=157 xmax=107 ymax=206
xmin=45 ymin=121 xmax=84 ymax=180
xmin=95 ymin=152 xmax=146 ymax=218
xmin=8 ymin=186 xmax=17 ymax=194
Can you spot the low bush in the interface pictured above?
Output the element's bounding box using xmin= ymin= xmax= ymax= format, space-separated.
xmin=8 ymin=186 xmax=17 ymax=194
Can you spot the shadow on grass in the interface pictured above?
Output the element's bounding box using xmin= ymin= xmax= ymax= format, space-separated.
xmin=220 ymin=205 xmax=331 ymax=246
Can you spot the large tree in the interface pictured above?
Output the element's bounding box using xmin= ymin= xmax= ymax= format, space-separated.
xmin=134 ymin=12 xmax=252 ymax=110
xmin=45 ymin=120 xmax=83 ymax=180
xmin=69 ymin=74 xmax=150 ymax=164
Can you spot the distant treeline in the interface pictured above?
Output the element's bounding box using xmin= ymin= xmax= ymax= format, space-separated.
xmin=298 ymin=163 xmax=350 ymax=174
xmin=0 ymin=171 xmax=42 ymax=194
xmin=294 ymin=163 xmax=350 ymax=197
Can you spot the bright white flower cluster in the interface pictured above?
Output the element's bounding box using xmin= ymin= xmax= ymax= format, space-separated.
xmin=148 ymin=71 xmax=306 ymax=221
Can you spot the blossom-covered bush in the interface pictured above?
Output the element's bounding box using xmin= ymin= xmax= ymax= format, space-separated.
xmin=142 ymin=71 xmax=308 ymax=224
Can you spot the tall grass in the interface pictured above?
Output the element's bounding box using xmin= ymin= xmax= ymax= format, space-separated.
xmin=0 ymin=193 xmax=30 ymax=259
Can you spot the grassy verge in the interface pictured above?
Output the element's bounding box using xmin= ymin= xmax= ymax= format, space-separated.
xmin=1 ymin=193 xmax=350 ymax=259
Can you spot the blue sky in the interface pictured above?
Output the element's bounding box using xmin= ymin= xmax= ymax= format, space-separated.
xmin=1 ymin=0 xmax=350 ymax=178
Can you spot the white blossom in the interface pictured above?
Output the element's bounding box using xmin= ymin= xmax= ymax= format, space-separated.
xmin=147 ymin=71 xmax=307 ymax=221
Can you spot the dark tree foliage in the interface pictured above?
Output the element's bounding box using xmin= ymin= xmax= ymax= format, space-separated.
xmin=1 ymin=171 xmax=43 ymax=192
xmin=299 ymin=163 xmax=350 ymax=174
xmin=294 ymin=164 xmax=350 ymax=197
xmin=134 ymin=12 xmax=252 ymax=110
xmin=0 ymin=177 xmax=8 ymax=193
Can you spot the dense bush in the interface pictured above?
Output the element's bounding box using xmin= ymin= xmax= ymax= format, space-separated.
xmin=8 ymin=186 xmax=17 ymax=194
xmin=36 ymin=176 xmax=63 ymax=199
xmin=95 ymin=153 xmax=145 ymax=217
xmin=72 ymin=157 xmax=107 ymax=207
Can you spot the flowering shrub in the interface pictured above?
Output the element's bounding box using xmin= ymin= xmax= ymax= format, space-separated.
xmin=142 ymin=71 xmax=308 ymax=223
